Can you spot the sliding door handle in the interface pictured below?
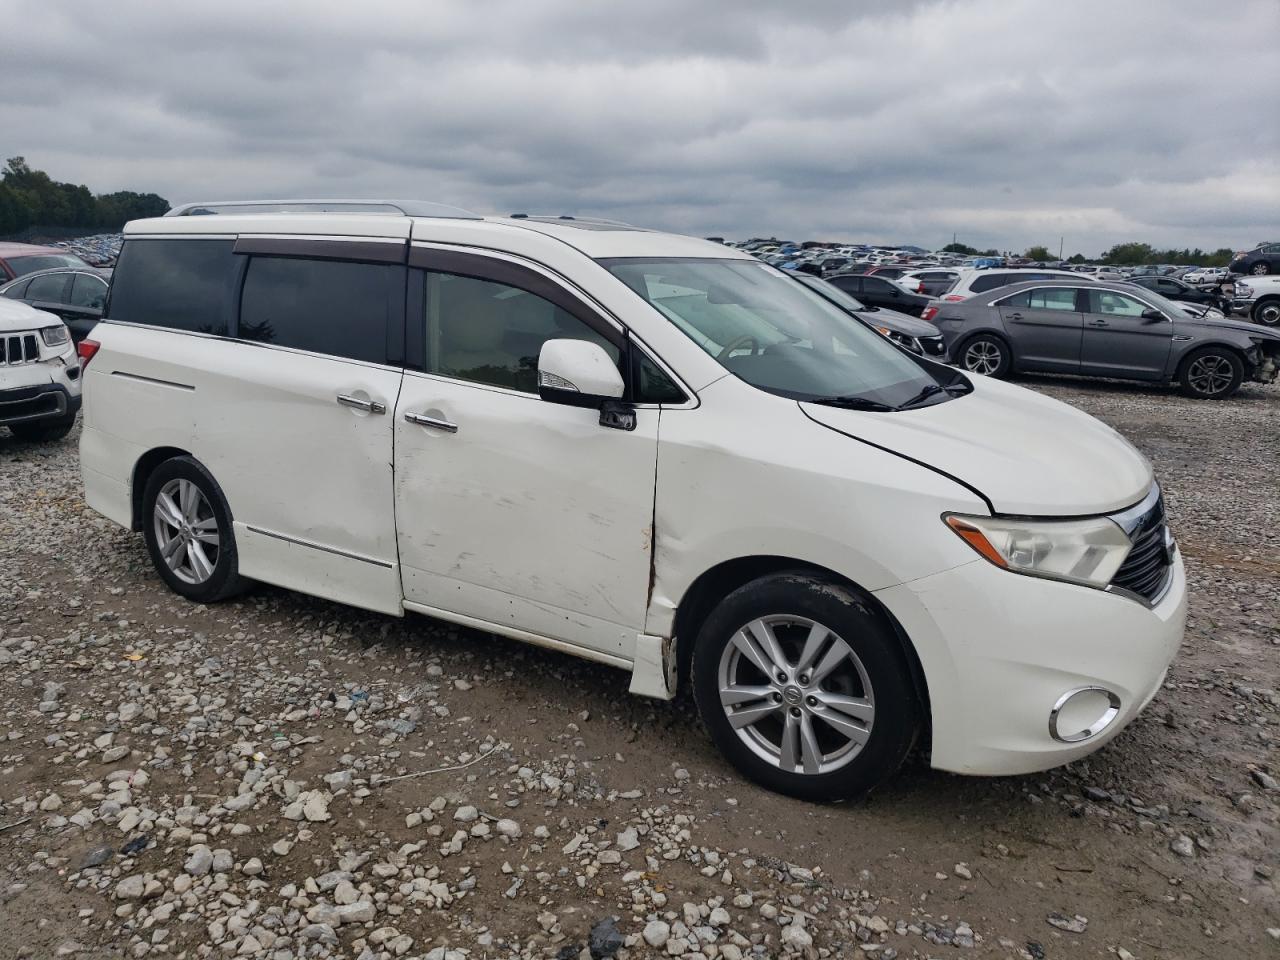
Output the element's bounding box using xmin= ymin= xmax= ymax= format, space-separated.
xmin=337 ymin=394 xmax=386 ymax=414
xmin=405 ymin=412 xmax=458 ymax=433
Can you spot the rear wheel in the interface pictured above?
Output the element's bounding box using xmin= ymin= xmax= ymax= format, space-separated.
xmin=1178 ymin=348 xmax=1243 ymax=400
xmin=958 ymin=334 xmax=1011 ymax=378
xmin=142 ymin=457 xmax=247 ymax=603
xmin=8 ymin=415 xmax=75 ymax=442
xmin=691 ymin=572 xmax=920 ymax=802
xmin=1251 ymin=262 xmax=1271 ymax=276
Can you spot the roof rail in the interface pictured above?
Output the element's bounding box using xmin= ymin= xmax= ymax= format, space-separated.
xmin=509 ymin=213 xmax=638 ymax=228
xmin=164 ymin=199 xmax=483 ymax=219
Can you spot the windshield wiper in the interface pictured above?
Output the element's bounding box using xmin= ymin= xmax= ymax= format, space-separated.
xmin=895 ymin=381 xmax=969 ymax=410
xmin=808 ymin=395 xmax=898 ymax=411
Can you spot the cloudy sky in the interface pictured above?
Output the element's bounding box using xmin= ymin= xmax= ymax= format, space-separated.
xmin=3 ymin=0 xmax=1277 ymax=255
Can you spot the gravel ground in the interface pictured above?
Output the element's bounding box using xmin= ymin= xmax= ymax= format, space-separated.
xmin=0 ymin=375 xmax=1276 ymax=960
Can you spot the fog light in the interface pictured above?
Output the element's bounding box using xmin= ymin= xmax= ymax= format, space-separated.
xmin=1048 ymin=687 xmax=1121 ymax=743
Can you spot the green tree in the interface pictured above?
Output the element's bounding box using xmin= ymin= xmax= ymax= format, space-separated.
xmin=1067 ymin=253 xmax=1087 ymax=264
xmin=1024 ymin=245 xmax=1053 ymax=261
xmin=942 ymin=242 xmax=979 ymax=255
xmin=0 ymin=157 xmax=169 ymax=234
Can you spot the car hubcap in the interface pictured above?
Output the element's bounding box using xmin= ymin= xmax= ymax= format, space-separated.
xmin=717 ymin=615 xmax=875 ymax=776
xmin=963 ymin=340 xmax=1001 ymax=375
xmin=153 ymin=478 xmax=220 ymax=584
xmin=1187 ymin=356 xmax=1233 ymax=396
xmin=1259 ymin=303 xmax=1280 ymax=325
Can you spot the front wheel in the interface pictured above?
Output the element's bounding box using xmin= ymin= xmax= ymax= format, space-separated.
xmin=958 ymin=334 xmax=1011 ymax=378
xmin=1253 ymin=298 xmax=1280 ymax=326
xmin=142 ymin=456 xmax=248 ymax=603
xmin=691 ymin=573 xmax=920 ymax=802
xmin=1250 ymin=262 xmax=1271 ymax=276
xmin=1178 ymin=348 xmax=1243 ymax=400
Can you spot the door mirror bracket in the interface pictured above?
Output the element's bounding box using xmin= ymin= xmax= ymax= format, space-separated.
xmin=598 ymin=400 xmax=637 ymax=431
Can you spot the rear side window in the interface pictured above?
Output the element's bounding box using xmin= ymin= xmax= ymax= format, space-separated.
xmin=239 ymin=257 xmax=393 ymax=364
xmin=970 ymin=273 xmax=1016 ymax=293
xmin=1027 ymin=288 xmax=1079 ymax=311
xmin=1 ymin=278 xmax=29 ymax=298
xmin=70 ymin=274 xmax=108 ymax=310
xmin=27 ymin=273 xmax=70 ymax=302
xmin=109 ymin=239 xmax=235 ymax=336
xmin=829 ymin=276 xmax=862 ymax=293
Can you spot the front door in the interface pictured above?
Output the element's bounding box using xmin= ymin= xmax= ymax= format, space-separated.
xmin=394 ymin=250 xmax=659 ymax=660
xmin=996 ymin=286 xmax=1085 ymax=371
xmin=1079 ymin=289 xmax=1173 ymax=381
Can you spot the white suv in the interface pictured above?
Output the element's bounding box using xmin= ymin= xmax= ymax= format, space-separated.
xmin=1 ymin=297 xmax=81 ymax=440
xmin=79 ymin=200 xmax=1186 ymax=800
xmin=938 ymin=267 xmax=1097 ymax=302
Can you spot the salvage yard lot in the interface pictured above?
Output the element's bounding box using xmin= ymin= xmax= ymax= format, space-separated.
xmin=0 ymin=376 xmax=1276 ymax=960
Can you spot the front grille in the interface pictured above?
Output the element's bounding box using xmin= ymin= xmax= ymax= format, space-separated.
xmin=919 ymin=336 xmax=947 ymax=356
xmin=1110 ymin=495 xmax=1172 ymax=603
xmin=1 ymin=332 xmax=40 ymax=365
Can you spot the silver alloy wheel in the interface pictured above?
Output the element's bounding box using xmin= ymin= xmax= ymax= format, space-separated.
xmin=963 ymin=339 xmax=1002 ymax=375
xmin=1258 ymin=302 xmax=1280 ymax=325
xmin=1251 ymin=263 xmax=1269 ymax=276
xmin=1186 ymin=354 xmax=1234 ymax=396
xmin=717 ymin=615 xmax=875 ymax=776
xmin=153 ymin=478 xmax=220 ymax=585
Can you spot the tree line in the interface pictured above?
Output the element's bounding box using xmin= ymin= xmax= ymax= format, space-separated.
xmin=945 ymin=240 xmax=1239 ymax=266
xmin=0 ymin=157 xmax=169 ymax=235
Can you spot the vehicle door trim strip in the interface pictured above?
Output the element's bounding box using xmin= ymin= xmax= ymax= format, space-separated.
xmin=244 ymin=525 xmax=395 ymax=569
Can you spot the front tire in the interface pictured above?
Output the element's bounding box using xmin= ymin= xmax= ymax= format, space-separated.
xmin=1252 ymin=298 xmax=1280 ymax=326
xmin=141 ymin=456 xmax=247 ymax=603
xmin=8 ymin=415 xmax=75 ymax=442
xmin=1250 ymin=262 xmax=1271 ymax=276
xmin=1178 ymin=348 xmax=1244 ymax=400
xmin=958 ymin=334 xmax=1012 ymax=378
xmin=691 ymin=572 xmax=920 ymax=802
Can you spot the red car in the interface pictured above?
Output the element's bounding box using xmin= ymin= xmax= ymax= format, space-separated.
xmin=0 ymin=242 xmax=90 ymax=282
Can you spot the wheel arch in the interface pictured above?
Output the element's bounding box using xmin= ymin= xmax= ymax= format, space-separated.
xmin=1176 ymin=340 xmax=1252 ymax=374
xmin=954 ymin=327 xmax=1015 ymax=371
xmin=130 ymin=446 xmax=192 ymax=530
xmin=672 ymin=555 xmax=932 ymax=744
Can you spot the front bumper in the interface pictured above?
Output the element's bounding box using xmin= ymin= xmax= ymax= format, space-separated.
xmin=875 ymin=549 xmax=1186 ymax=776
xmin=0 ymin=382 xmax=80 ymax=427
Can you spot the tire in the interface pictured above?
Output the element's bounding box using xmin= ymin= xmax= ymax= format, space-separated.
xmin=691 ymin=572 xmax=920 ymax=802
xmin=8 ymin=415 xmax=75 ymax=442
xmin=1178 ymin=347 xmax=1244 ymax=400
xmin=1250 ymin=262 xmax=1270 ymax=276
xmin=957 ymin=333 xmax=1012 ymax=378
xmin=1252 ymin=298 xmax=1280 ymax=327
xmin=141 ymin=456 xmax=248 ymax=603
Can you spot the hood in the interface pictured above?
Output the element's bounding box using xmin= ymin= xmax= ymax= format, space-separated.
xmin=0 ymin=298 xmax=60 ymax=333
xmin=1177 ymin=313 xmax=1280 ymax=339
xmin=800 ymin=375 xmax=1152 ymax=516
xmin=855 ymin=307 xmax=939 ymax=337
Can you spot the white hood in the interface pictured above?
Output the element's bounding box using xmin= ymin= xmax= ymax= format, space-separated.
xmin=0 ymin=298 xmax=60 ymax=333
xmin=801 ymin=376 xmax=1153 ymax=516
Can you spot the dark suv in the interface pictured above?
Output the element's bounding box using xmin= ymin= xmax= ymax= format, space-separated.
xmin=1229 ymin=243 xmax=1280 ymax=277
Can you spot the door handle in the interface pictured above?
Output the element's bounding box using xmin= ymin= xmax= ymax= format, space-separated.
xmin=404 ymin=412 xmax=458 ymax=433
xmin=1007 ymin=312 xmax=1023 ymax=320
xmin=336 ymin=394 xmax=386 ymax=414
xmin=1088 ymin=319 xmax=1110 ymax=327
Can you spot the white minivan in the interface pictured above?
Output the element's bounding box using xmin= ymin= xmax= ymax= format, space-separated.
xmin=80 ymin=200 xmax=1186 ymax=800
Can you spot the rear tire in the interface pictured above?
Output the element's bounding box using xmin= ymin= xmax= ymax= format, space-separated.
xmin=958 ymin=334 xmax=1012 ymax=378
xmin=691 ymin=572 xmax=920 ymax=802
xmin=141 ymin=456 xmax=248 ymax=603
xmin=1250 ymin=262 xmax=1270 ymax=276
xmin=1178 ymin=347 xmax=1244 ymax=400
xmin=8 ymin=415 xmax=75 ymax=442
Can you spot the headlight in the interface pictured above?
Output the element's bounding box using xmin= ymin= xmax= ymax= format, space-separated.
xmin=944 ymin=513 xmax=1132 ymax=589
xmin=40 ymin=324 xmax=71 ymax=347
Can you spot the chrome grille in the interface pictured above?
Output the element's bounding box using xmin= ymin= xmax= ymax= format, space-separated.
xmin=1 ymin=332 xmax=40 ymax=365
xmin=1110 ymin=491 xmax=1173 ymax=604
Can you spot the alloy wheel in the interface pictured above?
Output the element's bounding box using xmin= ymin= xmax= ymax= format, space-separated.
xmin=717 ymin=615 xmax=874 ymax=776
xmin=153 ymin=478 xmax=220 ymax=584
xmin=1251 ymin=263 xmax=1269 ymax=276
xmin=1186 ymin=355 xmax=1234 ymax=396
xmin=963 ymin=340 xmax=1002 ymax=375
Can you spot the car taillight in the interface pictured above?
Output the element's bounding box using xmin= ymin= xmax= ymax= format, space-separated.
xmin=78 ymin=339 xmax=100 ymax=368
xmin=921 ymin=306 xmax=939 ymax=322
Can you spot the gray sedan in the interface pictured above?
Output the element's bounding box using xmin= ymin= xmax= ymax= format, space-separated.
xmin=926 ymin=279 xmax=1280 ymax=399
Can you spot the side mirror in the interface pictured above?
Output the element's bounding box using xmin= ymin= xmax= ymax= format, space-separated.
xmin=1141 ymin=308 xmax=1167 ymax=323
xmin=537 ymin=339 xmax=635 ymax=430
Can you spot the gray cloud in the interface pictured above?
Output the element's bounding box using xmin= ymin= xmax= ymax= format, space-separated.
xmin=2 ymin=0 xmax=1276 ymax=254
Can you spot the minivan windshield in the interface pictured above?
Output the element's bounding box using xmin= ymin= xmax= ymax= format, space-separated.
xmin=602 ymin=257 xmax=967 ymax=410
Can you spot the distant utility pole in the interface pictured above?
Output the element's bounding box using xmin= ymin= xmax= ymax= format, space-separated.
xmin=1059 ymin=236 xmax=1064 ymax=259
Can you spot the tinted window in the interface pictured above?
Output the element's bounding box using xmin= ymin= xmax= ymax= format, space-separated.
xmin=1087 ymin=290 xmax=1149 ymax=317
xmin=998 ymin=290 xmax=1031 ymax=308
xmin=239 ymin=257 xmax=392 ymax=363
xmin=970 ymin=273 xmax=1018 ymax=293
xmin=5 ymin=254 xmax=88 ymax=277
xmin=423 ymin=271 xmax=620 ymax=393
xmin=26 ymin=273 xmax=69 ymax=302
xmin=109 ymin=239 xmax=235 ymax=335
xmin=70 ymin=274 xmax=108 ymax=310
xmin=2 ymin=278 xmax=31 ymax=299
xmin=862 ymin=277 xmax=894 ymax=292
xmin=829 ymin=276 xmax=862 ymax=293
xmin=1027 ymin=288 xmax=1079 ymax=311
